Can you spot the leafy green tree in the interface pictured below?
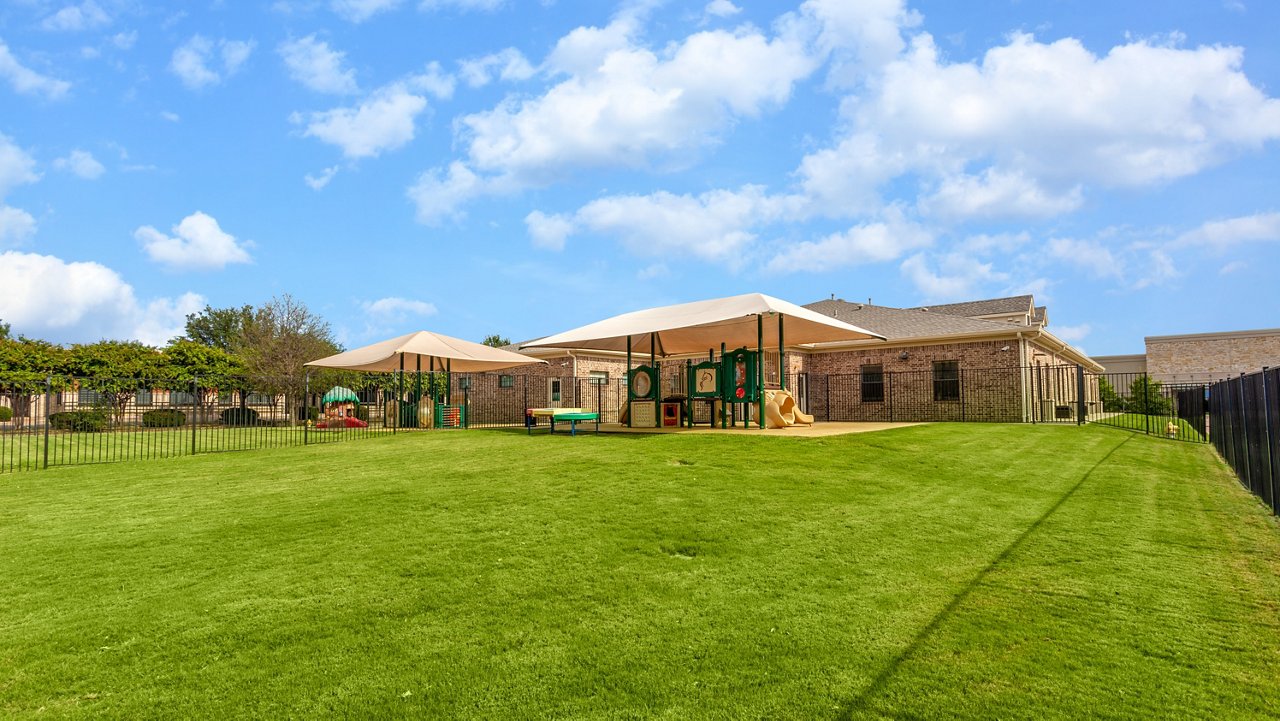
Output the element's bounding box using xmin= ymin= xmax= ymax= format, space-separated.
xmin=182 ymin=304 xmax=254 ymax=352
xmin=1099 ymin=377 xmax=1125 ymax=412
xmin=67 ymin=341 xmax=163 ymax=423
xmin=0 ymin=321 xmax=10 ymax=341
xmin=237 ymin=295 xmax=339 ymax=424
xmin=0 ymin=337 xmax=68 ymax=430
xmin=162 ymin=340 xmax=248 ymax=418
xmin=1125 ymin=376 xmax=1172 ymax=416
xmin=482 ymin=334 xmax=511 ymax=348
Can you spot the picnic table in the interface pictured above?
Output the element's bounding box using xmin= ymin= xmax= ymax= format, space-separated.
xmin=526 ymin=407 xmax=600 ymax=436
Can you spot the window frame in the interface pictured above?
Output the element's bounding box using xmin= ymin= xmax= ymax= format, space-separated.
xmin=932 ymin=360 xmax=961 ymax=402
xmin=860 ymin=363 xmax=885 ymax=403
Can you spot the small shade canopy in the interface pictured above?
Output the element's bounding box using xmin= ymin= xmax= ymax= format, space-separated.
xmin=306 ymin=330 xmax=546 ymax=373
xmin=322 ymin=386 xmax=359 ymax=405
xmin=521 ymin=292 xmax=885 ymax=356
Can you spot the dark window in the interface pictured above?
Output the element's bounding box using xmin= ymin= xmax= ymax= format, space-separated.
xmin=170 ymin=391 xmax=195 ymax=406
xmin=357 ymin=388 xmax=379 ymax=403
xmin=588 ymin=371 xmax=609 ymax=385
xmin=861 ymin=364 xmax=884 ymax=402
xmin=933 ymin=361 xmax=960 ymax=401
xmin=78 ymin=388 xmax=102 ymax=406
xmin=245 ymin=392 xmax=272 ymax=405
xmin=136 ymin=388 xmax=153 ymax=406
xmin=499 ymin=375 xmax=514 ymax=388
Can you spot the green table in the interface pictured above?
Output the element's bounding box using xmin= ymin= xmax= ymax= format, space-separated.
xmin=546 ymin=411 xmax=600 ymax=436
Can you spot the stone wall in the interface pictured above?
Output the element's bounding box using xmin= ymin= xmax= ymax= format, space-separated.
xmin=1146 ymin=330 xmax=1280 ymax=383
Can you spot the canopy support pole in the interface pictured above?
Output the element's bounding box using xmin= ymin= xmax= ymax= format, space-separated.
xmin=417 ymin=355 xmax=424 ymax=431
xmin=779 ymin=314 xmax=785 ymax=391
xmin=757 ymin=314 xmax=764 ymax=429
xmin=650 ymin=332 xmax=658 ymax=428
xmin=397 ymin=354 xmax=404 ymax=434
xmin=626 ymin=335 xmax=632 ymax=428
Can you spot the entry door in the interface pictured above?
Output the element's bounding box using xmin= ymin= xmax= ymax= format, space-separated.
xmin=548 ymin=378 xmax=563 ymax=408
xmin=795 ymin=373 xmax=809 ymax=413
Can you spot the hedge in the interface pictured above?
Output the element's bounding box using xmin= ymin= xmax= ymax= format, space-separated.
xmin=142 ymin=409 xmax=186 ymax=428
xmin=0 ymin=406 xmax=12 ymax=422
xmin=220 ymin=408 xmax=259 ymax=426
xmin=49 ymin=410 xmax=109 ymax=432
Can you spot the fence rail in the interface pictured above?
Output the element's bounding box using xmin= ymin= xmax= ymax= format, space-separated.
xmin=1 ymin=364 xmax=1210 ymax=475
xmin=1209 ymin=368 xmax=1279 ymax=515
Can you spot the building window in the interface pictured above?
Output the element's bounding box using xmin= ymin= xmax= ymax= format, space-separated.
xmin=933 ymin=361 xmax=960 ymax=401
xmin=588 ymin=370 xmax=609 ymax=385
xmin=499 ymin=375 xmax=514 ymax=388
xmin=357 ymin=388 xmax=379 ymax=404
xmin=77 ymin=388 xmax=103 ymax=406
xmin=245 ymin=392 xmax=272 ymax=405
xmin=136 ymin=388 xmax=153 ymax=406
xmin=861 ymin=364 xmax=884 ymax=402
xmin=170 ymin=391 xmax=195 ymax=406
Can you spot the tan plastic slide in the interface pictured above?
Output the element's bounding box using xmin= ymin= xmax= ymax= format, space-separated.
xmin=758 ymin=388 xmax=814 ymax=429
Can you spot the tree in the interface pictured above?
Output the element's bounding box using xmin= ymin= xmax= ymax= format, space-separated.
xmin=0 ymin=336 xmax=68 ymax=430
xmin=482 ymin=334 xmax=511 ymax=348
xmin=161 ymin=340 xmax=248 ymax=419
xmin=237 ymin=295 xmax=339 ymax=424
xmin=1125 ymin=376 xmax=1172 ymax=416
xmin=182 ymin=304 xmax=254 ymax=352
xmin=67 ymin=341 xmax=163 ymax=423
xmin=0 ymin=321 xmax=10 ymax=341
xmin=1099 ymin=377 xmax=1125 ymax=412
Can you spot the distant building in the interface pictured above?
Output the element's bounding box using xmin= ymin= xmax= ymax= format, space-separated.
xmin=1095 ymin=327 xmax=1280 ymax=383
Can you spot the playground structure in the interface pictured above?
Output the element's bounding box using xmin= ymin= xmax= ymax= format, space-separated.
xmin=317 ymin=385 xmax=368 ymax=429
xmin=525 ymin=293 xmax=883 ymax=431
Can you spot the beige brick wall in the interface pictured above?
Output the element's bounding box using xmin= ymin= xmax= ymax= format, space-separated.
xmin=1147 ymin=332 xmax=1280 ymax=383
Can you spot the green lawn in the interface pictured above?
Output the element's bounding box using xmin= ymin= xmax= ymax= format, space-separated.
xmin=1091 ymin=413 xmax=1207 ymax=442
xmin=2 ymin=424 xmax=1277 ymax=718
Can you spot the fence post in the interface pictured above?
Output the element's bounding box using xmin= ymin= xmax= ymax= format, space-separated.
xmin=42 ymin=375 xmax=51 ymax=470
xmin=887 ymin=372 xmax=894 ymax=423
xmin=1261 ymin=368 xmax=1275 ymax=514
xmin=1076 ymin=364 xmax=1086 ymax=425
xmin=1238 ymin=373 xmax=1251 ymax=492
xmin=1142 ymin=373 xmax=1150 ymax=435
xmin=191 ymin=375 xmax=198 ymax=456
xmin=304 ymin=371 xmax=310 ymax=446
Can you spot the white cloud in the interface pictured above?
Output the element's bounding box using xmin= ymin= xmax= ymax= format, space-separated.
xmin=135 ymin=211 xmax=253 ymax=271
xmin=279 ymin=35 xmax=358 ymax=94
xmin=900 ymin=252 xmax=1006 ymax=301
xmin=0 ymin=206 xmax=37 ymax=246
xmin=1219 ymin=260 xmax=1247 ymax=275
xmin=408 ymin=61 xmax=455 ymax=99
xmin=1052 ymin=323 xmax=1091 ymax=343
xmin=406 ymin=161 xmax=487 ymax=224
xmin=41 ymin=2 xmax=110 ymax=32
xmin=794 ymin=32 xmax=1280 ymax=224
xmin=299 ymin=83 xmax=427 ymax=158
xmin=920 ymin=168 xmax=1083 ymax=221
xmin=160 ymin=110 xmax=180 ymax=122
xmin=0 ymin=251 xmax=204 ymax=345
xmin=524 ymin=210 xmax=575 ymax=251
xmin=1174 ymin=212 xmax=1280 ymax=251
xmin=0 ymin=39 xmax=72 ymax=99
xmin=53 ymin=149 xmax=105 ymax=179
xmin=458 ymin=48 xmax=535 ymax=88
xmin=112 ymin=31 xmax=137 ymax=50
xmin=331 ymin=0 xmax=403 ymax=23
xmin=420 ymin=0 xmax=505 ymax=11
xmin=304 ymin=165 xmax=340 ymax=190
xmin=704 ymin=1 xmax=741 ymax=19
xmin=1133 ymin=249 xmax=1179 ymax=289
xmin=800 ymin=0 xmax=922 ymax=87
xmin=411 ymin=15 xmax=818 ymax=222
xmin=361 ymin=297 xmax=438 ymax=317
xmin=574 ymin=186 xmax=803 ymax=262
xmin=637 ymin=263 xmax=670 ymax=280
xmin=0 ymin=133 xmax=40 ymax=197
xmin=1047 ymin=237 xmax=1124 ymax=280
xmin=767 ymin=211 xmax=932 ymax=272
xmin=170 ymin=36 xmax=255 ymax=89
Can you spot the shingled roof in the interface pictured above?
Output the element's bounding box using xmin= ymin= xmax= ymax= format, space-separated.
xmin=905 ymin=295 xmax=1034 ymax=318
xmin=802 ymin=299 xmax=1023 ymax=341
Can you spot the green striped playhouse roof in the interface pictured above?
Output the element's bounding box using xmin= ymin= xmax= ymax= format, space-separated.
xmin=322 ymin=386 xmax=360 ymax=405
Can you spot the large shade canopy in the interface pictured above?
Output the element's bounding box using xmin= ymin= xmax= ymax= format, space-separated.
xmin=306 ymin=331 xmax=546 ymax=373
xmin=522 ymin=293 xmax=885 ymax=356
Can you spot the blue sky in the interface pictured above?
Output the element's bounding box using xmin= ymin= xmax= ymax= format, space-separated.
xmin=1 ymin=0 xmax=1277 ymax=356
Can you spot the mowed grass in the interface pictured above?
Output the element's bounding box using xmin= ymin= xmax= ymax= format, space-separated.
xmin=1 ymin=424 xmax=1278 ymax=719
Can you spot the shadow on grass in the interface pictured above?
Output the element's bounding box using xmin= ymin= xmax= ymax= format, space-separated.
xmin=839 ymin=433 xmax=1135 ymax=719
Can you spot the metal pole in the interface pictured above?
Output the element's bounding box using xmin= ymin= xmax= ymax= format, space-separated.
xmin=191 ymin=375 xmax=198 ymax=456
xmin=757 ymin=314 xmax=764 ymax=429
xmin=1260 ymin=368 xmax=1274 ymax=512
xmin=1143 ymin=373 xmax=1150 ymax=435
xmin=304 ymin=372 xmax=310 ymax=446
xmin=650 ymin=332 xmax=658 ymax=428
xmin=626 ymin=335 xmax=632 ymax=428
xmin=42 ymin=375 xmax=51 ymax=470
xmin=720 ymin=342 xmax=727 ymax=428
xmin=1076 ymin=364 xmax=1086 ymax=425
xmin=778 ymin=314 xmax=785 ymax=391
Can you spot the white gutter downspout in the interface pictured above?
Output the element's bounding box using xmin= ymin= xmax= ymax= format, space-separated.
xmin=567 ymin=350 xmax=578 ymax=378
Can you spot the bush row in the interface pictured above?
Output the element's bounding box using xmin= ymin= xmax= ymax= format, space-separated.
xmin=49 ymin=410 xmax=109 ymax=432
xmin=0 ymin=406 xmax=12 ymax=422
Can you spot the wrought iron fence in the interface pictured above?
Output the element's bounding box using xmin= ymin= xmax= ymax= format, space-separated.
xmin=1209 ymin=368 xmax=1279 ymax=515
xmin=1 ymin=364 xmax=1215 ymax=475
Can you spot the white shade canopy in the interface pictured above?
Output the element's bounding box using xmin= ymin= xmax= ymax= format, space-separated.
xmin=522 ymin=292 xmax=885 ymax=356
xmin=306 ymin=330 xmax=546 ymax=373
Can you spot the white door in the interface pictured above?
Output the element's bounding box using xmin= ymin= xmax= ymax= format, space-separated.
xmin=548 ymin=378 xmax=563 ymax=408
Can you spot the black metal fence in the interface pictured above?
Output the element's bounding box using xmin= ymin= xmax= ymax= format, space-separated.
xmin=1209 ymin=368 xmax=1279 ymax=515
xmin=1 ymin=364 xmax=1211 ymax=475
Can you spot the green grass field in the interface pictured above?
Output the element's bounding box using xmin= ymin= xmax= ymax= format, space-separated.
xmin=2 ymin=424 xmax=1277 ymax=718
xmin=1091 ymin=413 xmax=1207 ymax=442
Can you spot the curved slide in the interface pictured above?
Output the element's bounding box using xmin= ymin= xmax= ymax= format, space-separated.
xmin=760 ymin=389 xmax=814 ymax=429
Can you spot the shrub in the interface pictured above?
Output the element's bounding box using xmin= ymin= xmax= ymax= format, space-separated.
xmin=352 ymin=404 xmax=369 ymax=422
xmin=0 ymin=406 xmax=12 ymax=422
xmin=49 ymin=410 xmax=109 ymax=432
xmin=220 ymin=408 xmax=259 ymax=426
xmin=142 ymin=409 xmax=186 ymax=428
xmin=296 ymin=406 xmax=319 ymax=422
